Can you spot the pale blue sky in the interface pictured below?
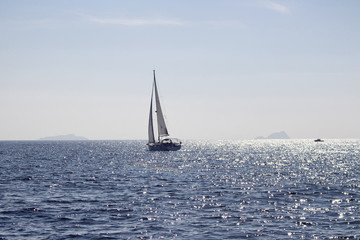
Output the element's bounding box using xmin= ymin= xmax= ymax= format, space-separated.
xmin=1 ymin=0 xmax=359 ymax=140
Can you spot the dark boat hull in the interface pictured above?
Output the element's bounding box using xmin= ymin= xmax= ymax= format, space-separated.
xmin=148 ymin=144 xmax=181 ymax=151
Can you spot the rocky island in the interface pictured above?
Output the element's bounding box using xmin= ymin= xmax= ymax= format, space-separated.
xmin=39 ymin=134 xmax=88 ymax=141
xmin=255 ymin=131 xmax=290 ymax=140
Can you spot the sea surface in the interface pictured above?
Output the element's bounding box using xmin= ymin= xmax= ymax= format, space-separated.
xmin=0 ymin=139 xmax=359 ymax=239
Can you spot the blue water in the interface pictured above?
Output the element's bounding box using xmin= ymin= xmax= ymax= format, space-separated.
xmin=0 ymin=140 xmax=359 ymax=239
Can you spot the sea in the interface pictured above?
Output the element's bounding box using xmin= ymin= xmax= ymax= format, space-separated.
xmin=0 ymin=139 xmax=359 ymax=240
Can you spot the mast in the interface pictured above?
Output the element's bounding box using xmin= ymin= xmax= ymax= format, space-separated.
xmin=153 ymin=70 xmax=169 ymax=141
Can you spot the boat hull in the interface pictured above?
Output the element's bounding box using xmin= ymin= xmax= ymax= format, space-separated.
xmin=148 ymin=144 xmax=181 ymax=151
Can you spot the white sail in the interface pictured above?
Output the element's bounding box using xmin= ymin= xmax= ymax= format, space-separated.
xmin=153 ymin=70 xmax=169 ymax=139
xmin=148 ymin=84 xmax=155 ymax=144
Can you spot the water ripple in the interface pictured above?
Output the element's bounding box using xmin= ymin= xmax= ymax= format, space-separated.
xmin=0 ymin=139 xmax=359 ymax=239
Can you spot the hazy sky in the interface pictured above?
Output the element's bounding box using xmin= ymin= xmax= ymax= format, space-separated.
xmin=1 ymin=0 xmax=359 ymax=140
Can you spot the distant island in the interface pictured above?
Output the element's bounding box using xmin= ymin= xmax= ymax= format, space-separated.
xmin=255 ymin=131 xmax=290 ymax=140
xmin=39 ymin=134 xmax=88 ymax=141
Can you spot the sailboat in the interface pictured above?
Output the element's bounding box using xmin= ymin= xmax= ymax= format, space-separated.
xmin=147 ymin=70 xmax=182 ymax=151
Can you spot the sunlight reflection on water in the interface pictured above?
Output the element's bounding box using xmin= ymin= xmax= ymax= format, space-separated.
xmin=0 ymin=139 xmax=359 ymax=239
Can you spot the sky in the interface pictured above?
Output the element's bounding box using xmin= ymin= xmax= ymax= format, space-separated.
xmin=1 ymin=0 xmax=359 ymax=140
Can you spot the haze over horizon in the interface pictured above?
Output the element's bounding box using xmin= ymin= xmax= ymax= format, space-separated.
xmin=1 ymin=0 xmax=359 ymax=140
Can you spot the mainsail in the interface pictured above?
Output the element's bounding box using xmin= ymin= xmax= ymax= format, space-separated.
xmin=153 ymin=71 xmax=169 ymax=139
xmin=148 ymin=70 xmax=169 ymax=144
